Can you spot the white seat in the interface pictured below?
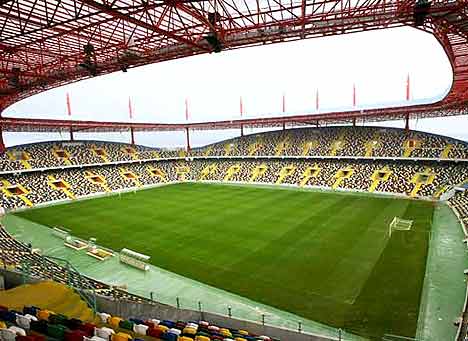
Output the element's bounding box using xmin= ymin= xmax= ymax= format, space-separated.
xmin=168 ymin=328 xmax=181 ymax=336
xmin=133 ymin=324 xmax=148 ymax=336
xmin=97 ymin=313 xmax=111 ymax=324
xmin=16 ymin=315 xmax=31 ymax=330
xmin=90 ymin=336 xmax=108 ymax=341
xmin=94 ymin=327 xmax=115 ymax=340
xmin=148 ymin=319 xmax=160 ymax=326
xmin=24 ymin=314 xmax=38 ymax=322
xmin=8 ymin=327 xmax=26 ymax=337
xmin=0 ymin=329 xmax=16 ymax=341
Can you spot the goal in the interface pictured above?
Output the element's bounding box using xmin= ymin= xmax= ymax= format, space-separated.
xmin=389 ymin=217 xmax=413 ymax=237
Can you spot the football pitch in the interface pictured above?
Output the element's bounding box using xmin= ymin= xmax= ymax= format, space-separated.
xmin=15 ymin=183 xmax=434 ymax=339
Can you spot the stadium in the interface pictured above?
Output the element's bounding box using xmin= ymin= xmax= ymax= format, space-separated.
xmin=0 ymin=1 xmax=468 ymax=341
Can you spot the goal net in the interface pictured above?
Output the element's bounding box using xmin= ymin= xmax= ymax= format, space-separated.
xmin=389 ymin=217 xmax=413 ymax=237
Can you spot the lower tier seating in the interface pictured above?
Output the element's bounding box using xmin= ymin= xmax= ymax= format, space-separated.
xmin=0 ymin=225 xmax=144 ymax=304
xmin=0 ymin=304 xmax=278 ymax=341
xmin=1 ymin=159 xmax=467 ymax=211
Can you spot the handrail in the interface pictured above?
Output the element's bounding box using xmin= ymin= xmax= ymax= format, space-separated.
xmin=20 ymin=255 xmax=97 ymax=314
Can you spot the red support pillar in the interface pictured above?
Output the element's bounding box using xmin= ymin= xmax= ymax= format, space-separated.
xmin=240 ymin=124 xmax=244 ymax=137
xmin=352 ymin=117 xmax=356 ymax=127
xmin=185 ymin=127 xmax=191 ymax=151
xmin=405 ymin=113 xmax=410 ymax=131
xmin=0 ymin=108 xmax=4 ymax=153
xmin=130 ymin=127 xmax=135 ymax=145
xmin=282 ymin=122 xmax=286 ymax=130
xmin=69 ymin=127 xmax=74 ymax=141
xmin=0 ymin=125 xmax=5 ymax=153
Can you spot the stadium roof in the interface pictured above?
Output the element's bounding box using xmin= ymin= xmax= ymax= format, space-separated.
xmin=1 ymin=0 xmax=468 ymax=132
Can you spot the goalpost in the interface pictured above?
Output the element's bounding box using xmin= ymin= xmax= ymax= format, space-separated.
xmin=389 ymin=217 xmax=413 ymax=237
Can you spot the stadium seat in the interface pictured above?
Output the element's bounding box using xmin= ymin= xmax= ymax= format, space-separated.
xmin=118 ymin=320 xmax=133 ymax=331
xmin=64 ymin=318 xmax=82 ymax=330
xmin=156 ymin=325 xmax=169 ymax=333
xmin=111 ymin=332 xmax=131 ymax=341
xmin=147 ymin=328 xmax=163 ymax=338
xmin=16 ymin=336 xmax=36 ymax=341
xmin=178 ymin=337 xmax=193 ymax=341
xmin=133 ymin=324 xmax=148 ymax=336
xmin=220 ymin=328 xmax=232 ymax=337
xmin=65 ymin=330 xmax=87 ymax=341
xmin=49 ymin=314 xmax=68 ymax=325
xmin=36 ymin=310 xmax=51 ymax=321
xmin=161 ymin=332 xmax=177 ymax=341
xmin=108 ymin=317 xmax=122 ymax=329
xmin=129 ymin=318 xmax=144 ymax=325
xmin=97 ymin=313 xmax=110 ymax=324
xmin=0 ymin=311 xmax=16 ymax=324
xmin=47 ymin=324 xmax=66 ymax=339
xmin=0 ymin=329 xmax=17 ymax=341
xmin=22 ymin=308 xmax=39 ymax=317
xmin=30 ymin=321 xmax=47 ymax=334
xmin=167 ymin=328 xmax=181 ymax=336
xmin=78 ymin=323 xmax=96 ymax=337
xmin=94 ymin=327 xmax=114 ymax=339
xmin=148 ymin=319 xmax=160 ymax=326
xmin=84 ymin=336 xmax=107 ymax=341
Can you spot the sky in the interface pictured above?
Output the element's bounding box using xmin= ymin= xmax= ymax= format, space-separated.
xmin=4 ymin=26 xmax=467 ymax=148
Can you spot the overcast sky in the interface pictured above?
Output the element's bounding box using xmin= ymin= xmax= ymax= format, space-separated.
xmin=4 ymin=26 xmax=467 ymax=148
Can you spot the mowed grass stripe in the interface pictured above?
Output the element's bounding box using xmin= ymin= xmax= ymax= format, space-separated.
xmin=15 ymin=183 xmax=434 ymax=339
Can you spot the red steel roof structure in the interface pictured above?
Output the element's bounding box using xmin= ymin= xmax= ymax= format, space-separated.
xmin=0 ymin=0 xmax=468 ymax=134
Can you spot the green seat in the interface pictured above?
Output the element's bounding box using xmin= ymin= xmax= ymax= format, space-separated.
xmin=118 ymin=320 xmax=134 ymax=331
xmin=47 ymin=324 xmax=67 ymax=340
xmin=49 ymin=314 xmax=68 ymax=325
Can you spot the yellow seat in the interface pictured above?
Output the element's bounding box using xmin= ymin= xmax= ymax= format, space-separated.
xmin=37 ymin=310 xmax=51 ymax=321
xmin=182 ymin=327 xmax=197 ymax=335
xmin=112 ymin=332 xmax=132 ymax=341
xmin=235 ymin=338 xmax=247 ymax=341
xmin=178 ymin=337 xmax=193 ymax=341
xmin=195 ymin=336 xmax=210 ymax=341
xmin=157 ymin=325 xmax=169 ymax=332
xmin=220 ymin=329 xmax=232 ymax=337
xmin=0 ymin=321 xmax=6 ymax=329
xmin=238 ymin=330 xmax=248 ymax=335
xmin=109 ymin=317 xmax=122 ymax=329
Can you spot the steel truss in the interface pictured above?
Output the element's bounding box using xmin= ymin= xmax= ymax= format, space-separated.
xmin=0 ymin=0 xmax=468 ymax=134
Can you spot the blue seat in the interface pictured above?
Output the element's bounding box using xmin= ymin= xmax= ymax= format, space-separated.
xmin=129 ymin=318 xmax=144 ymax=325
xmin=160 ymin=320 xmax=175 ymax=328
xmin=23 ymin=306 xmax=39 ymax=316
xmin=162 ymin=332 xmax=178 ymax=341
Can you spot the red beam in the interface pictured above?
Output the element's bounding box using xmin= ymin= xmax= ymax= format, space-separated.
xmin=1 ymin=98 xmax=467 ymax=133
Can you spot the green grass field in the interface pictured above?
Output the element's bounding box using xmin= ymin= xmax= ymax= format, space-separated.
xmin=16 ymin=183 xmax=434 ymax=339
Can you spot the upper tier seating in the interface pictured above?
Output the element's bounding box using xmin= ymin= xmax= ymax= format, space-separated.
xmin=196 ymin=126 xmax=468 ymax=159
xmin=1 ymin=127 xmax=467 ymax=173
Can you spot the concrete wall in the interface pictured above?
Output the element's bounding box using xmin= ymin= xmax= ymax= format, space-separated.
xmin=96 ymin=296 xmax=339 ymax=341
